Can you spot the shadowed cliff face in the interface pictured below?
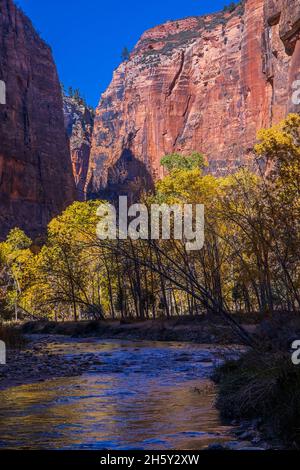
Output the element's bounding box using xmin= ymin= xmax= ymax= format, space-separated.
xmin=0 ymin=0 xmax=76 ymax=239
xmin=87 ymin=0 xmax=300 ymax=198
xmin=63 ymin=95 xmax=94 ymax=201
xmin=88 ymin=148 xmax=154 ymax=204
xmin=263 ymin=0 xmax=300 ymax=115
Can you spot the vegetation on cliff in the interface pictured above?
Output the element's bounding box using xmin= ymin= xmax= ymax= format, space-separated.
xmin=62 ymin=84 xmax=95 ymax=115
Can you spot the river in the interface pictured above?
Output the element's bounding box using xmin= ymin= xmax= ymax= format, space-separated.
xmin=0 ymin=338 xmax=238 ymax=450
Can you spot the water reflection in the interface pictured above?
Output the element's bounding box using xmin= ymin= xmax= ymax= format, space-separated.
xmin=0 ymin=340 xmax=234 ymax=450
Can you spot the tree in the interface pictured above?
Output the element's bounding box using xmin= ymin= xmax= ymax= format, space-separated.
xmin=38 ymin=201 xmax=105 ymax=321
xmin=121 ymin=46 xmax=130 ymax=62
xmin=1 ymin=115 xmax=299 ymax=340
xmin=255 ymin=113 xmax=300 ymax=192
xmin=60 ymin=82 xmax=66 ymax=95
xmin=223 ymin=2 xmax=239 ymax=13
xmin=67 ymin=86 xmax=74 ymax=98
xmin=160 ymin=152 xmax=206 ymax=173
xmin=66 ymin=86 xmax=90 ymax=108
xmin=0 ymin=228 xmax=33 ymax=321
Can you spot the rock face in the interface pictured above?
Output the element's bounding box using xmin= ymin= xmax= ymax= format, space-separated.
xmin=0 ymin=0 xmax=75 ymax=239
xmin=87 ymin=0 xmax=300 ymax=199
xmin=263 ymin=0 xmax=300 ymax=117
xmin=63 ymin=95 xmax=94 ymax=201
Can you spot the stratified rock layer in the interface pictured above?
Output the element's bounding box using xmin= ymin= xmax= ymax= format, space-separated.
xmin=63 ymin=95 xmax=94 ymax=201
xmin=0 ymin=0 xmax=75 ymax=239
xmin=87 ymin=0 xmax=300 ymax=199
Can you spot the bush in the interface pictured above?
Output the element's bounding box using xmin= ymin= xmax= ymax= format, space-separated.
xmin=214 ymin=347 xmax=300 ymax=448
xmin=161 ymin=152 xmax=206 ymax=172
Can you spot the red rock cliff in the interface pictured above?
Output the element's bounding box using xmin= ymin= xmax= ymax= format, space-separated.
xmin=263 ymin=0 xmax=300 ymax=117
xmin=63 ymin=95 xmax=94 ymax=201
xmin=0 ymin=0 xmax=76 ymax=239
xmin=87 ymin=0 xmax=300 ymax=198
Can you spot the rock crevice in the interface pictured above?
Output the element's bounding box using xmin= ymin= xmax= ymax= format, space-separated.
xmin=63 ymin=94 xmax=94 ymax=201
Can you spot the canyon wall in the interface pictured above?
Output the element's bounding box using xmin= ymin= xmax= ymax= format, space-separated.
xmin=87 ymin=0 xmax=300 ymax=199
xmin=263 ymin=0 xmax=300 ymax=117
xmin=0 ymin=0 xmax=75 ymax=239
xmin=63 ymin=95 xmax=94 ymax=201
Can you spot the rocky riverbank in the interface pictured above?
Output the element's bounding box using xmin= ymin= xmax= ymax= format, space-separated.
xmin=21 ymin=317 xmax=255 ymax=344
xmin=207 ymin=420 xmax=276 ymax=450
xmin=0 ymin=335 xmax=103 ymax=391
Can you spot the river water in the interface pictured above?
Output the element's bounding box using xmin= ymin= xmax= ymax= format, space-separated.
xmin=0 ymin=339 xmax=238 ymax=450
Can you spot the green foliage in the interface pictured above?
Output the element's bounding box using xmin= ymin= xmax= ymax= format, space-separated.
xmin=160 ymin=152 xmax=206 ymax=173
xmin=64 ymin=85 xmax=93 ymax=112
xmin=0 ymin=229 xmax=33 ymax=320
xmin=5 ymin=228 xmax=31 ymax=251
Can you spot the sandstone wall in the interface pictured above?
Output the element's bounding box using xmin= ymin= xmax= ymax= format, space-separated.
xmin=87 ymin=0 xmax=300 ymax=199
xmin=63 ymin=95 xmax=94 ymax=201
xmin=0 ymin=0 xmax=76 ymax=239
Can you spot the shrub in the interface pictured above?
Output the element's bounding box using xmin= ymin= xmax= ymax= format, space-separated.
xmin=214 ymin=346 xmax=300 ymax=448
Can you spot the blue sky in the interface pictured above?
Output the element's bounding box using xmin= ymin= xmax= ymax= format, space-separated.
xmin=18 ymin=0 xmax=230 ymax=107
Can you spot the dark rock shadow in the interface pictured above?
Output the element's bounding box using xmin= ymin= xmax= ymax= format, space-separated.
xmin=88 ymin=148 xmax=154 ymax=204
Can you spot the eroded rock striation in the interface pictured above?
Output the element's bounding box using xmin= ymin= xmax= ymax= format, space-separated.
xmin=0 ymin=0 xmax=75 ymax=239
xmin=263 ymin=0 xmax=300 ymax=117
xmin=87 ymin=0 xmax=300 ymax=199
xmin=63 ymin=95 xmax=94 ymax=201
